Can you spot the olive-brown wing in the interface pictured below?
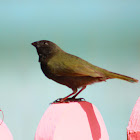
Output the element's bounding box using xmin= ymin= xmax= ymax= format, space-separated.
xmin=47 ymin=52 xmax=105 ymax=77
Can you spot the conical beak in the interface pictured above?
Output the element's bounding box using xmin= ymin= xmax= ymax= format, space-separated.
xmin=31 ymin=42 xmax=38 ymax=47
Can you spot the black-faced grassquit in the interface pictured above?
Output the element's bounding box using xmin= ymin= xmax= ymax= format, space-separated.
xmin=32 ymin=40 xmax=138 ymax=103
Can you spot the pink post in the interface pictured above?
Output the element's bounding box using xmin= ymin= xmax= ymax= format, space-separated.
xmin=127 ymin=97 xmax=140 ymax=140
xmin=0 ymin=119 xmax=13 ymax=140
xmin=35 ymin=101 xmax=109 ymax=140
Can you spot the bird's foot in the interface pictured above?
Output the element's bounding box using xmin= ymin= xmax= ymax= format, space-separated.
xmin=52 ymin=97 xmax=85 ymax=104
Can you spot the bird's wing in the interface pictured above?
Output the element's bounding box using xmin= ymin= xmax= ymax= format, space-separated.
xmin=47 ymin=53 xmax=104 ymax=77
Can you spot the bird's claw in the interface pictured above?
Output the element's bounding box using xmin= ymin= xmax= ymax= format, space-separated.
xmin=51 ymin=97 xmax=85 ymax=104
xmin=51 ymin=98 xmax=62 ymax=103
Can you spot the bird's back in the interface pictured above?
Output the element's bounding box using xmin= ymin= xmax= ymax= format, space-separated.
xmin=47 ymin=51 xmax=138 ymax=84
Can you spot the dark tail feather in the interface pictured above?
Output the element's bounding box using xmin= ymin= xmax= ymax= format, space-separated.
xmin=108 ymin=72 xmax=138 ymax=83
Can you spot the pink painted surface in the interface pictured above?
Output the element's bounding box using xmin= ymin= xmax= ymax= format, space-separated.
xmin=35 ymin=101 xmax=109 ymax=140
xmin=127 ymin=97 xmax=140 ymax=140
xmin=0 ymin=119 xmax=13 ymax=140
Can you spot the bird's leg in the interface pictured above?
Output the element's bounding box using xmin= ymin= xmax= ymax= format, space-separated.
xmin=52 ymin=89 xmax=78 ymax=103
xmin=59 ymin=89 xmax=78 ymax=103
xmin=52 ymin=86 xmax=86 ymax=103
xmin=71 ymin=86 xmax=86 ymax=99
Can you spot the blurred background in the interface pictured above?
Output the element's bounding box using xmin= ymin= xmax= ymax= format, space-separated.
xmin=0 ymin=0 xmax=140 ymax=139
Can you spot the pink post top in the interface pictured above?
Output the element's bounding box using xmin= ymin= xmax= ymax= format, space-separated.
xmin=127 ymin=97 xmax=140 ymax=140
xmin=0 ymin=119 xmax=13 ymax=140
xmin=35 ymin=101 xmax=109 ymax=140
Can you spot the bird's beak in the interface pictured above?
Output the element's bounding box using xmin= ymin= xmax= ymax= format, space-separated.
xmin=31 ymin=42 xmax=38 ymax=47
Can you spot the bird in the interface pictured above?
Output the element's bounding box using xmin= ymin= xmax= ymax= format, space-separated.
xmin=32 ymin=40 xmax=138 ymax=103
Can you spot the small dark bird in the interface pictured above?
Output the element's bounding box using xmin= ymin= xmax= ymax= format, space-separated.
xmin=32 ymin=40 xmax=138 ymax=103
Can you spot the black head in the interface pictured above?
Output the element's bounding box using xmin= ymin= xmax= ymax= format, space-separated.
xmin=32 ymin=40 xmax=62 ymax=58
xmin=32 ymin=40 xmax=55 ymax=48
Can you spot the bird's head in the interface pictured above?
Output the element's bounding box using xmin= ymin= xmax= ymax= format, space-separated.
xmin=32 ymin=40 xmax=62 ymax=59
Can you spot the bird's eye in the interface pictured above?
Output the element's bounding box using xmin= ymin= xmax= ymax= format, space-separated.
xmin=45 ymin=42 xmax=48 ymax=45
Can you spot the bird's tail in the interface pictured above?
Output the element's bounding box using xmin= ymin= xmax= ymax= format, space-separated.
xmin=107 ymin=72 xmax=138 ymax=83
